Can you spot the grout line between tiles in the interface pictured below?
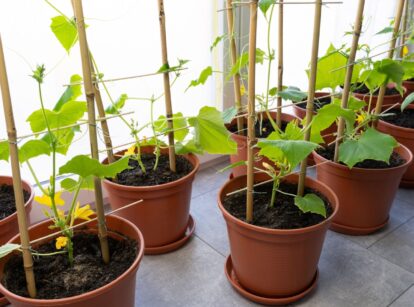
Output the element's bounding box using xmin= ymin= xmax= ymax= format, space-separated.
xmin=386 ymin=283 xmax=414 ymax=307
xmin=194 ymin=233 xmax=227 ymax=258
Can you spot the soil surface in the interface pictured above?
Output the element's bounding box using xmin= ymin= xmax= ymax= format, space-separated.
xmin=3 ymin=232 xmax=137 ymax=299
xmin=382 ymin=109 xmax=414 ymax=129
xmin=352 ymin=83 xmax=400 ymax=96
xmin=228 ymin=119 xmax=289 ymax=138
xmin=112 ymin=153 xmax=193 ymax=186
xmin=223 ymin=182 xmax=332 ymax=229
xmin=316 ymin=145 xmax=406 ymax=169
xmin=407 ymin=78 xmax=414 ymax=82
xmin=0 ymin=185 xmax=30 ymax=220
xmin=297 ymin=95 xmax=332 ymax=111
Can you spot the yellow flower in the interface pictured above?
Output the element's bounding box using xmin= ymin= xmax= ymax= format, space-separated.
xmin=57 ymin=209 xmax=65 ymax=220
xmin=356 ymin=113 xmax=366 ymax=125
xmin=55 ymin=236 xmax=68 ymax=250
xmin=403 ymin=46 xmax=409 ymax=57
xmin=240 ymin=84 xmax=246 ymax=97
xmin=124 ymin=145 xmax=136 ymax=156
xmin=73 ymin=203 xmax=94 ymax=221
xmin=35 ymin=192 xmax=65 ymax=208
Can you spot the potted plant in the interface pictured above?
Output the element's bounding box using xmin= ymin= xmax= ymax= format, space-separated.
xmin=218 ymin=1 xmax=338 ymax=304
xmin=0 ymin=36 xmax=144 ymax=307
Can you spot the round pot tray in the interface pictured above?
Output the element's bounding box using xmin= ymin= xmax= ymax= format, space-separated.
xmin=225 ymin=255 xmax=318 ymax=305
xmin=330 ymin=216 xmax=389 ymax=236
xmin=144 ymin=215 xmax=195 ymax=255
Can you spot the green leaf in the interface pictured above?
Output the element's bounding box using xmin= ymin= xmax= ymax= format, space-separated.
xmin=60 ymin=176 xmax=94 ymax=192
xmin=278 ymin=86 xmax=307 ymax=101
xmin=27 ymin=101 xmax=87 ymax=133
xmin=54 ymin=75 xmax=82 ymax=112
xmin=402 ymin=60 xmax=414 ymax=80
xmin=374 ymin=59 xmax=404 ymax=94
xmin=311 ymin=104 xmax=355 ymax=144
xmin=105 ymin=94 xmax=128 ymax=114
xmin=188 ymin=106 xmax=237 ymax=154
xmin=314 ymin=45 xmax=347 ymax=90
xmin=294 ymin=194 xmax=326 ymax=217
xmin=50 ymin=16 xmax=78 ymax=53
xmin=157 ymin=63 xmax=170 ymax=73
xmin=210 ymin=35 xmax=225 ymax=51
xmin=376 ymin=26 xmax=394 ymax=35
xmin=257 ymin=139 xmax=318 ymax=169
xmin=259 ymin=0 xmax=274 ymax=15
xmin=186 ymin=66 xmax=213 ymax=91
xmin=339 ymin=127 xmax=398 ymax=168
xmin=0 ymin=141 xmax=9 ymax=162
xmin=228 ymin=52 xmax=249 ymax=79
xmin=59 ymin=155 xmax=130 ymax=179
xmin=256 ymin=48 xmax=266 ymax=64
xmin=359 ymin=69 xmax=387 ymax=92
xmin=175 ymin=140 xmax=204 ymax=155
xmin=218 ymin=160 xmax=246 ymax=173
xmin=0 ymin=244 xmax=21 ymax=259
xmin=222 ymin=107 xmax=238 ymax=124
xmin=154 ymin=112 xmax=189 ymax=142
xmin=42 ymin=127 xmax=75 ymax=155
xmin=402 ymin=92 xmax=414 ymax=111
xmin=19 ymin=140 xmax=51 ymax=163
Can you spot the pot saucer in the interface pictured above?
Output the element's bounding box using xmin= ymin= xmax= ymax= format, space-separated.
xmin=224 ymin=256 xmax=318 ymax=306
xmin=330 ymin=216 xmax=389 ymax=235
xmin=400 ymin=179 xmax=414 ymax=189
xmin=144 ymin=215 xmax=195 ymax=255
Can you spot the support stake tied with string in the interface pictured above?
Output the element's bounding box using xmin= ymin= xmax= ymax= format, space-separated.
xmin=158 ymin=0 xmax=176 ymax=172
xmin=72 ymin=0 xmax=110 ymax=264
xmin=0 ymin=35 xmax=37 ymax=298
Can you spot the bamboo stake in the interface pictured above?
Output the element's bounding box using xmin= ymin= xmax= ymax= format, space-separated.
xmin=0 ymin=35 xmax=37 ymax=298
xmin=374 ymin=0 xmax=406 ymax=117
xmin=226 ymin=0 xmax=244 ymax=134
xmin=400 ymin=0 xmax=408 ymax=58
xmin=72 ymin=0 xmax=110 ymax=264
xmin=276 ymin=0 xmax=284 ymax=127
xmin=333 ymin=0 xmax=365 ymax=162
xmin=297 ymin=0 xmax=322 ymax=196
xmin=90 ymin=60 xmax=115 ymax=163
xmin=246 ymin=0 xmax=258 ymax=223
xmin=157 ymin=0 xmax=176 ymax=172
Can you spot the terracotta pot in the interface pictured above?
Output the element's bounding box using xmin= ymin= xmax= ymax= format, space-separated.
xmin=352 ymin=88 xmax=403 ymax=110
xmin=403 ymin=80 xmax=414 ymax=98
xmin=292 ymin=92 xmax=337 ymax=166
xmin=218 ymin=173 xmax=338 ymax=301
xmin=313 ymin=145 xmax=413 ymax=235
xmin=0 ymin=176 xmax=33 ymax=245
xmin=378 ymin=105 xmax=414 ymax=188
xmin=0 ymin=215 xmax=144 ymax=307
xmin=227 ymin=112 xmax=299 ymax=177
xmin=102 ymin=146 xmax=199 ymax=254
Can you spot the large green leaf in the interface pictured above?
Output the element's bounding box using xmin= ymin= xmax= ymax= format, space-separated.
xmin=19 ymin=140 xmax=51 ymax=163
xmin=0 ymin=141 xmax=9 ymax=162
xmin=227 ymin=49 xmax=264 ymax=80
xmin=339 ymin=127 xmax=398 ymax=168
xmin=259 ymin=0 xmax=274 ymax=15
xmin=257 ymin=139 xmax=318 ymax=169
xmin=221 ymin=106 xmax=238 ymax=124
xmin=311 ymin=104 xmax=355 ymax=144
xmin=278 ymin=86 xmax=307 ymax=101
xmin=294 ymin=194 xmax=326 ymax=217
xmin=50 ymin=16 xmax=78 ymax=53
xmin=54 ymin=75 xmax=82 ymax=111
xmin=175 ymin=140 xmax=204 ymax=155
xmin=27 ymin=101 xmax=87 ymax=133
xmin=374 ymin=59 xmax=404 ymax=94
xmin=41 ymin=127 xmax=75 ymax=156
xmin=186 ymin=66 xmax=213 ymax=91
xmin=154 ymin=112 xmax=189 ymax=142
xmin=188 ymin=106 xmax=237 ymax=154
xmin=60 ymin=176 xmax=94 ymax=192
xmin=59 ymin=155 xmax=130 ymax=179
xmin=105 ymin=94 xmax=128 ymax=114
xmin=314 ymin=45 xmax=348 ymax=90
xmin=402 ymin=60 xmax=414 ymax=80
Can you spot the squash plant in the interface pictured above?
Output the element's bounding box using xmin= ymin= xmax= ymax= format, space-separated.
xmin=0 ymin=65 xmax=128 ymax=264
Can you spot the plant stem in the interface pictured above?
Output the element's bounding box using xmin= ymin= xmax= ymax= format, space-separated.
xmin=269 ymin=177 xmax=279 ymax=208
xmin=26 ymin=161 xmax=48 ymax=195
xmin=150 ymin=99 xmax=161 ymax=171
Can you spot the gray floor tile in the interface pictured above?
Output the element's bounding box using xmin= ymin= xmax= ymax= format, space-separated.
xmin=135 ymin=237 xmax=257 ymax=307
xmin=191 ymin=189 xmax=230 ymax=257
xmin=396 ymin=188 xmax=414 ymax=204
xmin=369 ymin=218 xmax=414 ymax=274
xmin=389 ymin=285 xmax=414 ymax=307
xmin=192 ymin=165 xmax=232 ymax=198
xmin=294 ymin=231 xmax=414 ymax=307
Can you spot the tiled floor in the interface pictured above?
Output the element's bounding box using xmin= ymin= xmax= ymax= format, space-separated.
xmin=135 ymin=160 xmax=414 ymax=307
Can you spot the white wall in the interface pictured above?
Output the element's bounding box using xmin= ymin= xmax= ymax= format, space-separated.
xmin=0 ymin=0 xmax=218 ymax=182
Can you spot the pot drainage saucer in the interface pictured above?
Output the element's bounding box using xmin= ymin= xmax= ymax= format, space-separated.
xmin=144 ymin=215 xmax=195 ymax=255
xmin=330 ymin=216 xmax=389 ymax=236
xmin=0 ymin=294 xmax=8 ymax=307
xmin=400 ymin=178 xmax=414 ymax=189
xmin=225 ymin=255 xmax=318 ymax=306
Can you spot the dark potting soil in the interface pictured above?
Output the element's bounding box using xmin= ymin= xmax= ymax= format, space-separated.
xmin=382 ymin=109 xmax=414 ymax=129
xmin=316 ymin=145 xmax=406 ymax=169
xmin=112 ymin=153 xmax=193 ymax=186
xmin=3 ymin=232 xmax=137 ymax=299
xmin=228 ymin=119 xmax=288 ymax=138
xmin=297 ymin=96 xmax=332 ymax=111
xmin=223 ymin=182 xmax=333 ymax=229
xmin=407 ymin=78 xmax=414 ymax=82
xmin=0 ymin=184 xmax=30 ymax=220
xmin=352 ymin=83 xmax=400 ymax=96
